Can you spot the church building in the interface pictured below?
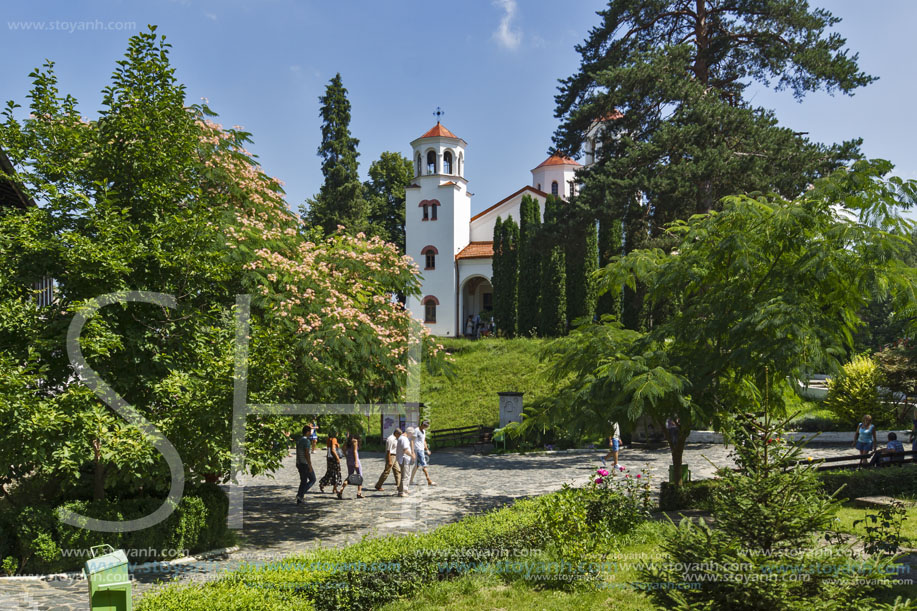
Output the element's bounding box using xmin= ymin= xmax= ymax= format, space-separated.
xmin=404 ymin=121 xmax=591 ymax=336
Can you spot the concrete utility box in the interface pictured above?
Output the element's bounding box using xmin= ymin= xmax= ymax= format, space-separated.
xmin=84 ymin=545 xmax=132 ymax=611
xmin=498 ymin=392 xmax=524 ymax=428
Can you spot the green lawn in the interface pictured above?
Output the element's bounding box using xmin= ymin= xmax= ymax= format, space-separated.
xmin=421 ymin=337 xmax=555 ymax=430
xmin=381 ymin=521 xmax=666 ymax=611
xmin=833 ymin=503 xmax=917 ymax=547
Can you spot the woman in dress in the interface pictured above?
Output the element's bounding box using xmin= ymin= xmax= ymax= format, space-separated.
xmin=338 ymin=434 xmax=364 ymax=499
xmin=852 ymin=414 xmax=877 ymax=466
xmin=319 ymin=432 xmax=342 ymax=494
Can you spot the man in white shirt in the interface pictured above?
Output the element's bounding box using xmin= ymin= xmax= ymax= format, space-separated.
xmin=396 ymin=427 xmax=416 ymax=496
xmin=375 ymin=428 xmax=401 ymax=491
xmin=410 ymin=420 xmax=436 ymax=486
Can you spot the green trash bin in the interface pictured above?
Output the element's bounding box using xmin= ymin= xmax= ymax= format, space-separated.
xmin=83 ymin=544 xmax=132 ymax=611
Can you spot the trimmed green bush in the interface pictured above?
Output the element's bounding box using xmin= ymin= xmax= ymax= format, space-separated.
xmin=818 ymin=463 xmax=917 ymax=500
xmin=3 ymin=485 xmax=231 ymax=575
xmin=139 ymin=492 xmax=560 ymax=610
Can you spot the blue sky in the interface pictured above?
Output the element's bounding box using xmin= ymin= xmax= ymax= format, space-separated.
xmin=2 ymin=0 xmax=916 ymax=218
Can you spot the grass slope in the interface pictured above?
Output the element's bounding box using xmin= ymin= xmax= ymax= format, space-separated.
xmin=421 ymin=338 xmax=554 ymax=430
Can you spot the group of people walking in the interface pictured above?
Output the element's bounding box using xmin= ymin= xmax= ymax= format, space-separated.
xmin=294 ymin=421 xmax=436 ymax=504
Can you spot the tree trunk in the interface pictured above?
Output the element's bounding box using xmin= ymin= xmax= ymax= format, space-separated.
xmin=669 ymin=429 xmax=688 ymax=487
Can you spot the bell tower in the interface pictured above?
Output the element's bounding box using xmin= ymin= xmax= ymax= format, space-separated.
xmin=404 ymin=114 xmax=471 ymax=336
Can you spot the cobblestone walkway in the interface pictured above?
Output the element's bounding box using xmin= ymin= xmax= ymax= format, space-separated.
xmin=0 ymin=443 xmax=858 ymax=610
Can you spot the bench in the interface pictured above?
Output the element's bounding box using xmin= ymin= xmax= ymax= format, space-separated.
xmin=790 ymin=449 xmax=917 ymax=471
xmin=429 ymin=425 xmax=494 ymax=450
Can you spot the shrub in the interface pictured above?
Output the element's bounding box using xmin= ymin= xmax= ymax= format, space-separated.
xmin=3 ymin=486 xmax=232 ymax=574
xmin=818 ymin=463 xmax=917 ymax=500
xmin=641 ymin=414 xmax=906 ymax=610
xmin=1 ymin=556 xmax=17 ymax=576
xmin=658 ymin=479 xmax=718 ymax=511
xmin=825 ymin=356 xmax=890 ymax=427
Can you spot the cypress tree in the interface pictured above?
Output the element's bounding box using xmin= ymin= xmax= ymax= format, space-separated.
xmin=491 ymin=216 xmax=507 ymax=334
xmin=566 ymin=220 xmax=598 ymax=325
xmin=503 ymin=216 xmax=520 ymax=336
xmin=517 ymin=195 xmax=541 ymax=336
xmin=596 ymin=215 xmax=622 ymax=319
xmin=303 ymin=73 xmax=368 ymax=234
xmin=540 ymin=195 xmax=566 ymax=336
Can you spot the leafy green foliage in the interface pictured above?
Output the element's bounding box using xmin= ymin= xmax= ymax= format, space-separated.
xmin=364 ymin=150 xmax=412 ymax=252
xmin=529 ymin=161 xmax=917 ymax=484
xmin=492 ymin=216 xmax=520 ymax=337
xmin=565 ymin=218 xmax=598 ymax=325
xmin=824 ymin=355 xmax=888 ymax=427
xmin=303 ymin=73 xmax=367 ymax=235
xmin=853 ymin=501 xmax=908 ymax=556
xmin=0 ymin=484 xmax=229 ymax=574
xmin=539 ymin=195 xmax=567 ymax=337
xmin=0 ymin=28 xmax=439 ymax=508
xmin=553 ymin=0 xmax=875 ymax=329
xmin=517 ymin=195 xmax=542 ymax=335
xmin=642 ymin=416 xmax=902 ymax=611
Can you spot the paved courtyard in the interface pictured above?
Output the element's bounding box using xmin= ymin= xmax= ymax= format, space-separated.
xmin=0 ymin=443 xmax=862 ymax=610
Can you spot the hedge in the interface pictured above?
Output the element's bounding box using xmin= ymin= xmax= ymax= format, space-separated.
xmin=0 ymin=483 xmax=230 ymax=575
xmin=138 ymin=493 xmax=559 ymax=610
xmin=657 ymin=463 xmax=917 ymax=512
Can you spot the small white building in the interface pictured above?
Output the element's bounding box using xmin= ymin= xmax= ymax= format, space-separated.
xmin=404 ymin=122 xmax=583 ymax=336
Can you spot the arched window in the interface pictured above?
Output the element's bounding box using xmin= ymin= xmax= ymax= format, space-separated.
xmin=443 ymin=151 xmax=453 ymax=174
xmin=415 ymin=153 xmax=421 ymax=177
xmin=421 ymin=245 xmax=438 ymax=270
xmin=536 ymin=183 xmax=541 ymax=191
xmin=551 ymin=181 xmax=559 ymax=196
xmin=422 ymin=295 xmax=439 ymax=323
xmin=427 ymin=151 xmax=436 ymax=174
xmin=420 ymin=199 xmax=440 ymax=221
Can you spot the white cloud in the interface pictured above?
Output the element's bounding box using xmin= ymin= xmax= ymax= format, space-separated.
xmin=492 ymin=0 xmax=522 ymax=51
xmin=204 ymin=12 xmax=218 ymax=21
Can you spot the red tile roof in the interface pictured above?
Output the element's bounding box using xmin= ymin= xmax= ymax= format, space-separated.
xmin=533 ymin=155 xmax=582 ymax=169
xmin=455 ymin=241 xmax=494 ymax=260
xmin=420 ymin=122 xmax=459 ymax=139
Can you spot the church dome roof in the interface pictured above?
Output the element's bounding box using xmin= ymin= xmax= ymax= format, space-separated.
xmin=419 ymin=122 xmax=459 ymax=139
xmin=533 ymin=155 xmax=582 ymax=170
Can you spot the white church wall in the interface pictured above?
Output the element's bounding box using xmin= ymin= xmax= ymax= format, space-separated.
xmin=469 ymin=189 xmax=548 ymax=242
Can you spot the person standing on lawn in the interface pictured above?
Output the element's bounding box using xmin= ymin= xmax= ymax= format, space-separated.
xmin=410 ymin=420 xmax=436 ymax=486
xmin=375 ymin=428 xmax=400 ymax=491
xmin=852 ymin=414 xmax=877 ymax=466
xmin=295 ymin=424 xmax=316 ymax=504
xmin=602 ymin=421 xmax=621 ymax=467
xmin=396 ymin=427 xmax=416 ymax=496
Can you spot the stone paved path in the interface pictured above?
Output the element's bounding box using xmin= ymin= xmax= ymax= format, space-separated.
xmin=0 ymin=443 xmax=858 ymax=610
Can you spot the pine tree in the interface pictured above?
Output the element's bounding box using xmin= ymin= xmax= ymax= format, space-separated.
xmin=540 ymin=195 xmax=566 ymax=336
xmin=517 ymin=195 xmax=541 ymax=335
xmin=566 ymin=220 xmax=598 ymax=325
xmin=303 ymin=73 xmax=367 ymax=234
xmin=553 ymin=0 xmax=874 ymax=329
